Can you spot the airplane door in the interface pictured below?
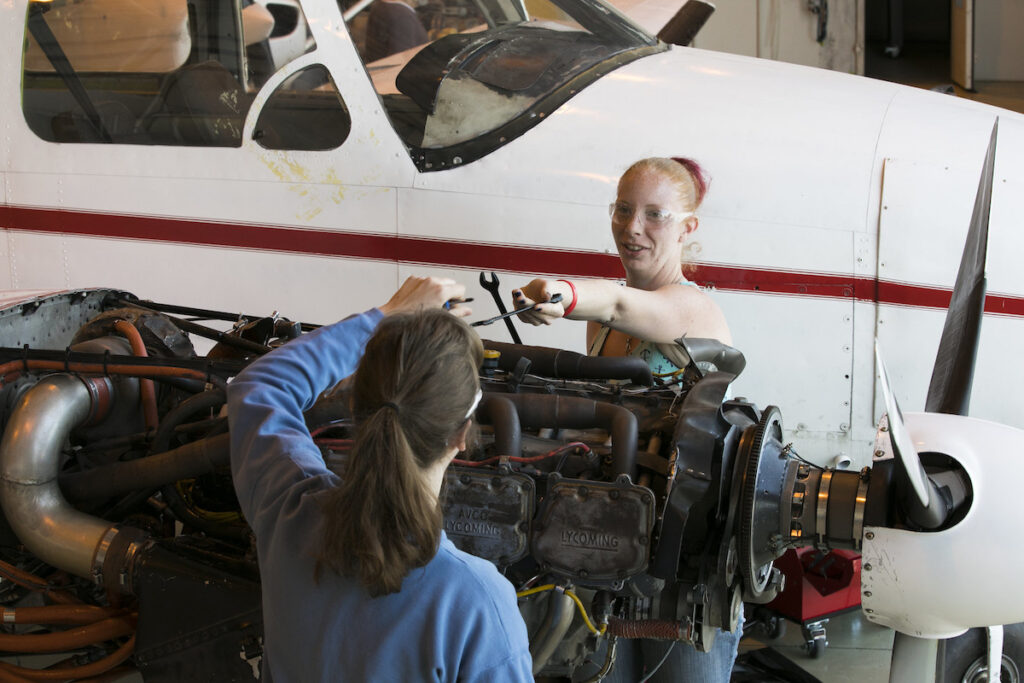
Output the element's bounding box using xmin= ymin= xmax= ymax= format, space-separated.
xmin=951 ymin=0 xmax=974 ymax=90
xmin=7 ymin=0 xmax=415 ymax=321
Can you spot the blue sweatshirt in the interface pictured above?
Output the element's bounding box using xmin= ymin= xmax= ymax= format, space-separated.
xmin=228 ymin=309 xmax=532 ymax=682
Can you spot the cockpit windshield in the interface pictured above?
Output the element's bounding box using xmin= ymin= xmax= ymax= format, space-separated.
xmin=341 ymin=0 xmax=661 ymax=169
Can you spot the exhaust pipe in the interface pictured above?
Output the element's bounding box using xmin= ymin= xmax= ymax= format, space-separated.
xmin=0 ymin=373 xmax=145 ymax=589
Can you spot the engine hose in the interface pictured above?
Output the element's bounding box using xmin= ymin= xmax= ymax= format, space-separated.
xmin=113 ymin=321 xmax=159 ymax=431
xmin=59 ymin=433 xmax=230 ymax=503
xmin=0 ymin=560 xmax=49 ymax=591
xmin=484 ymin=341 xmax=653 ymax=386
xmin=142 ymin=388 xmax=245 ymax=540
xmin=492 ymin=394 xmax=638 ymax=478
xmin=0 ymin=605 xmax=125 ymax=626
xmin=0 ymin=616 xmax=134 ymax=653
xmin=160 ymin=482 xmax=248 ymax=542
xmin=606 ymin=617 xmax=690 ymax=641
xmin=0 ymin=634 xmax=135 ymax=681
xmin=476 ymin=394 xmax=522 ymax=457
xmin=529 ymin=590 xmax=575 ymax=676
xmin=0 ymin=360 xmax=225 ymax=390
xmin=151 ymin=389 xmax=227 ymax=455
xmin=0 ymin=666 xmax=32 ymax=683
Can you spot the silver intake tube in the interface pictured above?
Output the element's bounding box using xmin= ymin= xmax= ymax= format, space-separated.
xmin=0 ymin=374 xmax=117 ymax=581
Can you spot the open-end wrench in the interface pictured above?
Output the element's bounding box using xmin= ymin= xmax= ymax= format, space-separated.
xmin=472 ymin=293 xmax=562 ymax=328
xmin=479 ymin=271 xmax=522 ymax=344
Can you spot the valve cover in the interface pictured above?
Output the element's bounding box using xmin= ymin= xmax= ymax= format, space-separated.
xmin=443 ymin=467 xmax=535 ymax=566
xmin=532 ymin=474 xmax=655 ymax=586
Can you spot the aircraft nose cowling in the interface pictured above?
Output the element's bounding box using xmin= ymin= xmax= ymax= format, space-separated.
xmin=861 ymin=411 xmax=1024 ymax=638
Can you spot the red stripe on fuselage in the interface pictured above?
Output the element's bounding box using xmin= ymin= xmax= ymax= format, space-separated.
xmin=2 ymin=205 xmax=1022 ymax=317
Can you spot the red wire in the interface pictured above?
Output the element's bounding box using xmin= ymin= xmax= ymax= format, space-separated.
xmin=452 ymin=441 xmax=591 ymax=467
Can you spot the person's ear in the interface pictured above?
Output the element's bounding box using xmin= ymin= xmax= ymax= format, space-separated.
xmin=681 ymin=215 xmax=699 ymax=238
xmin=452 ymin=419 xmax=472 ymax=452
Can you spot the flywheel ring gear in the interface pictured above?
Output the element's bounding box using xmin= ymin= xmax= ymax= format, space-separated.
xmin=738 ymin=405 xmax=784 ymax=602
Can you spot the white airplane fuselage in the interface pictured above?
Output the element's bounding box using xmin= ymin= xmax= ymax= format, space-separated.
xmin=2 ymin=0 xmax=1023 ymax=468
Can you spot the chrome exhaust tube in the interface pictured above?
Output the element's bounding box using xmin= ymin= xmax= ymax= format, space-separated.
xmin=0 ymin=374 xmax=120 ymax=581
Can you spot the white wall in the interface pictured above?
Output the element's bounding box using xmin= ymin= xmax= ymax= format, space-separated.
xmin=974 ymin=0 xmax=1024 ymax=81
xmin=692 ymin=0 xmax=864 ymax=74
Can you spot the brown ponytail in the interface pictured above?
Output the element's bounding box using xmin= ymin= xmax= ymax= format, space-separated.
xmin=316 ymin=308 xmax=483 ymax=596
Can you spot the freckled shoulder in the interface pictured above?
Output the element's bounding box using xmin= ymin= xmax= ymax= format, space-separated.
xmin=675 ymin=284 xmax=732 ymax=345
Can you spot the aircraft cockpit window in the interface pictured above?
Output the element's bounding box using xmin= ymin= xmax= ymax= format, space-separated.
xmin=341 ymin=0 xmax=660 ymax=169
xmin=21 ymin=0 xmax=321 ymax=149
xmin=254 ymin=66 xmax=352 ymax=150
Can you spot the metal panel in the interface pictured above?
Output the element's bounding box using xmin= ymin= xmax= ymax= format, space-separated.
xmin=875 ymin=155 xmax=1024 ymax=428
xmin=985 ymin=116 xmax=1024 ymax=298
xmin=725 ymin=291 xmax=854 ymax=467
xmin=399 ymin=188 xmax=604 ymax=253
xmin=55 ymin=234 xmax=399 ymax=325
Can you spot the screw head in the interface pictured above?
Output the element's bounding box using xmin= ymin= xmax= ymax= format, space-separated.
xmin=864 ymin=563 xmax=872 ymax=571
xmin=864 ymin=591 xmax=872 ymax=598
xmin=865 ymin=531 xmax=875 ymax=540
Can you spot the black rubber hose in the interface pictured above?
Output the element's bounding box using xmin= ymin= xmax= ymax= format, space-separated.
xmin=159 ymin=481 xmax=248 ymax=543
xmin=476 ymin=394 xmax=522 ymax=458
xmin=151 ymin=388 xmax=227 ymax=454
xmin=59 ymin=433 xmax=230 ymax=503
xmin=484 ymin=341 xmax=653 ymax=386
xmin=498 ymin=394 xmax=638 ymax=478
xmin=146 ymin=388 xmax=248 ymax=542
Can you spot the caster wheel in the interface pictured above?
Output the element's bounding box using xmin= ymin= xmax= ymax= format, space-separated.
xmin=806 ymin=637 xmax=825 ymax=659
xmin=766 ymin=617 xmax=786 ymax=640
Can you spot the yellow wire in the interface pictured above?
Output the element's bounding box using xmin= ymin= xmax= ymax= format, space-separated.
xmin=516 ymin=585 xmax=607 ymax=636
xmin=652 ymin=368 xmax=687 ymax=378
xmin=565 ymin=589 xmax=607 ymax=635
xmin=516 ymin=584 xmax=556 ymax=598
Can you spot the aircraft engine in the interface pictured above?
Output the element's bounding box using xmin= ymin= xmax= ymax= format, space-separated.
xmin=0 ymin=287 xmax=987 ymax=681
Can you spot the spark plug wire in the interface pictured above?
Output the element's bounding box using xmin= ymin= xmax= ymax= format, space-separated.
xmin=516 ymin=584 xmax=607 ymax=636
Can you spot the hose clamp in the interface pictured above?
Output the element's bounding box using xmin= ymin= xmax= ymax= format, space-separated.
xmin=91 ymin=525 xmax=120 ymax=585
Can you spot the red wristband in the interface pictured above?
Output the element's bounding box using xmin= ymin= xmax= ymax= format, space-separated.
xmin=557 ymin=279 xmax=578 ymax=317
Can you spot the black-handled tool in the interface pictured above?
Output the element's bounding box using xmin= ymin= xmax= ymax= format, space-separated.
xmin=471 ymin=293 xmax=562 ymax=328
xmin=478 ymin=271 xmax=522 ymax=344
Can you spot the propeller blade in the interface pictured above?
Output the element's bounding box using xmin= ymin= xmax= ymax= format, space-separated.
xmin=657 ymin=0 xmax=715 ymax=47
xmin=875 ymin=342 xmax=931 ymax=509
xmin=924 ymin=119 xmax=998 ymax=416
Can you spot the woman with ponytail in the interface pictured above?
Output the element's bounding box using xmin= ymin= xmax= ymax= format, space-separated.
xmin=228 ymin=276 xmax=531 ymax=682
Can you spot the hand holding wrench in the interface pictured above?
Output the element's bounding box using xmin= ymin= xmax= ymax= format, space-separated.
xmin=471 ymin=293 xmax=562 ymax=328
xmin=478 ymin=271 xmax=522 ymax=344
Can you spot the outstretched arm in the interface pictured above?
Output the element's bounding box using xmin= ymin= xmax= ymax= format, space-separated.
xmin=511 ymin=277 xmax=731 ymax=345
xmin=228 ymin=276 xmax=470 ymax=535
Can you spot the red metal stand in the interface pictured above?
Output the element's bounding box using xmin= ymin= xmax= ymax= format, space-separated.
xmin=760 ymin=548 xmax=862 ymax=657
